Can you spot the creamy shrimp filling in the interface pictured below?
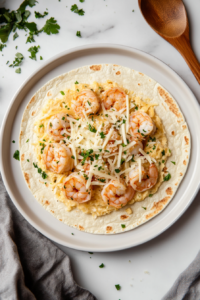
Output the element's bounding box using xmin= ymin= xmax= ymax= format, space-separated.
xmin=34 ymin=80 xmax=171 ymax=218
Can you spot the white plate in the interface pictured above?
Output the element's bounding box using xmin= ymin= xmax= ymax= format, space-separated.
xmin=1 ymin=44 xmax=200 ymax=252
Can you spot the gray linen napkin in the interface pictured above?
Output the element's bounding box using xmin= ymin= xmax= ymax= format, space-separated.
xmin=0 ymin=174 xmax=96 ymax=300
xmin=162 ymin=250 xmax=200 ymax=300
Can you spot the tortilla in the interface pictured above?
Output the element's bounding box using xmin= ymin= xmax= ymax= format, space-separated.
xmin=19 ymin=64 xmax=190 ymax=234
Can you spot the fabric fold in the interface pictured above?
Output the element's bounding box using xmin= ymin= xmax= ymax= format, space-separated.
xmin=0 ymin=174 xmax=96 ymax=300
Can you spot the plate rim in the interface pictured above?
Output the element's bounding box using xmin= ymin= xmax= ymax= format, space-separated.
xmin=1 ymin=43 xmax=200 ymax=252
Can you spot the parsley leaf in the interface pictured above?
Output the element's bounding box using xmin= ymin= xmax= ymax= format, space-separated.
xmin=161 ymin=150 xmax=165 ymax=156
xmin=115 ymin=169 xmax=120 ymax=173
xmin=99 ymin=263 xmax=104 ymax=268
xmin=142 ymin=207 xmax=147 ymax=210
xmin=13 ymin=150 xmax=20 ymax=160
xmin=40 ymin=56 xmax=43 ymax=60
xmin=99 ymin=132 xmax=105 ymax=139
xmin=121 ymin=224 xmax=126 ymax=228
xmin=34 ymin=11 xmax=48 ymax=18
xmin=15 ymin=67 xmax=21 ymax=73
xmin=89 ymin=124 xmax=97 ymax=133
xmin=26 ymin=33 xmax=35 ymax=43
xmin=76 ymin=30 xmax=81 ymax=37
xmin=171 ymin=161 xmax=176 ymax=165
xmin=71 ymin=4 xmax=85 ymax=16
xmin=0 ymin=43 xmax=7 ymax=51
xmin=9 ymin=52 xmax=24 ymax=67
xmin=28 ymin=45 xmax=40 ymax=60
xmin=164 ymin=173 xmax=171 ymax=181
xmin=12 ymin=140 xmax=15 ymax=143
xmin=60 ymin=91 xmax=65 ymax=95
xmin=13 ymin=32 xmax=19 ymax=40
xmin=115 ymin=284 xmax=121 ymax=291
xmin=149 ymin=194 xmax=153 ymax=197
xmin=42 ymin=17 xmax=60 ymax=35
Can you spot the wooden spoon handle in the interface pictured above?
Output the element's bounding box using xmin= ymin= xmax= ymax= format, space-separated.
xmin=171 ymin=35 xmax=200 ymax=84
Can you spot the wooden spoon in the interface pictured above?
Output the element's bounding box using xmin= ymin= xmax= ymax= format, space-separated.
xmin=138 ymin=0 xmax=200 ymax=84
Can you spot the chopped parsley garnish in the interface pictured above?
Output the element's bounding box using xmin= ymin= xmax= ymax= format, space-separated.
xmin=50 ymin=122 xmax=52 ymax=127
xmin=149 ymin=137 xmax=156 ymax=142
xmin=142 ymin=207 xmax=147 ymax=210
xmin=71 ymin=233 xmax=74 ymax=235
xmin=88 ymin=252 xmax=93 ymax=254
xmin=115 ymin=169 xmax=120 ymax=173
xmin=152 ymin=145 xmax=156 ymax=150
xmin=104 ymin=150 xmax=109 ymax=153
xmin=26 ymin=139 xmax=29 ymax=143
xmin=164 ymin=173 xmax=171 ymax=181
xmin=171 ymin=161 xmax=176 ymax=165
xmin=13 ymin=150 xmax=20 ymax=161
xmin=42 ymin=17 xmax=60 ymax=35
xmin=98 ymin=178 xmax=106 ymax=183
xmin=149 ymin=194 xmax=153 ymax=197
xmin=34 ymin=11 xmax=48 ymax=18
xmin=60 ymin=91 xmax=65 ymax=95
xmin=62 ymin=116 xmax=65 ymax=120
xmin=12 ymin=140 xmax=15 ymax=143
xmin=0 ymin=43 xmax=7 ymax=51
xmin=75 ymin=81 xmax=79 ymax=84
xmin=99 ymin=149 xmax=102 ymax=152
xmin=121 ymin=224 xmax=126 ymax=228
xmin=83 ymin=173 xmax=89 ymax=180
xmin=9 ymin=53 xmax=24 ymax=67
xmin=122 ymin=143 xmax=126 ymax=147
xmin=80 ymin=149 xmax=93 ymax=165
xmin=99 ymin=132 xmax=106 ymax=139
xmin=80 ymin=0 xmax=85 ymax=2
xmin=77 ymin=89 xmax=79 ymax=92
xmin=15 ymin=68 xmax=21 ymax=73
xmin=99 ymin=263 xmax=104 ymax=268
xmin=76 ymin=31 xmax=81 ymax=37
xmin=95 ymin=154 xmax=99 ymax=160
xmin=42 ymin=171 xmax=47 ymax=179
xmin=27 ymin=159 xmax=29 ymax=162
xmin=131 ymin=155 xmax=135 ymax=162
xmin=71 ymin=155 xmax=75 ymax=159
xmin=39 ymin=124 xmax=44 ymax=128
xmin=121 ymin=158 xmax=125 ymax=165
xmin=13 ymin=32 xmax=19 ymax=40
xmin=115 ymin=284 xmax=121 ymax=291
xmin=71 ymin=4 xmax=85 ymax=15
xmin=162 ymin=160 xmax=165 ymax=163
xmin=105 ymin=114 xmax=108 ymax=117
xmin=135 ymin=105 xmax=138 ymax=110
xmin=38 ymin=168 xmax=42 ymax=174
xmin=87 ymin=100 xmax=91 ymax=106
xmin=40 ymin=56 xmax=43 ymax=60
xmin=98 ymin=166 xmax=102 ymax=171
xmin=28 ymin=45 xmax=40 ymax=60
xmin=161 ymin=150 xmax=165 ymax=156
xmin=89 ymin=124 xmax=97 ymax=133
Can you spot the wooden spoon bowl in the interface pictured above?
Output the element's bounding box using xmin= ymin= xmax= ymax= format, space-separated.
xmin=138 ymin=0 xmax=200 ymax=84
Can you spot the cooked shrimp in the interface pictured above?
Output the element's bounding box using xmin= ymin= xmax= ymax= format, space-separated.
xmin=129 ymin=111 xmax=156 ymax=140
xmin=105 ymin=129 xmax=121 ymax=153
xmin=71 ymin=89 xmax=100 ymax=118
xmin=63 ymin=173 xmax=91 ymax=203
xmin=129 ymin=139 xmax=143 ymax=156
xmin=101 ymin=87 xmax=126 ymax=111
xmin=129 ymin=163 xmax=158 ymax=192
xmin=47 ymin=113 xmax=70 ymax=141
xmin=101 ymin=180 xmax=135 ymax=208
xmin=43 ymin=143 xmax=74 ymax=174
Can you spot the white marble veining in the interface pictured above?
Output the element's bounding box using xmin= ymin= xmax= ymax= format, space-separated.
xmin=0 ymin=0 xmax=200 ymax=299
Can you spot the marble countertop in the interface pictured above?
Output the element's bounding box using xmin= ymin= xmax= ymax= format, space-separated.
xmin=0 ymin=0 xmax=200 ymax=299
